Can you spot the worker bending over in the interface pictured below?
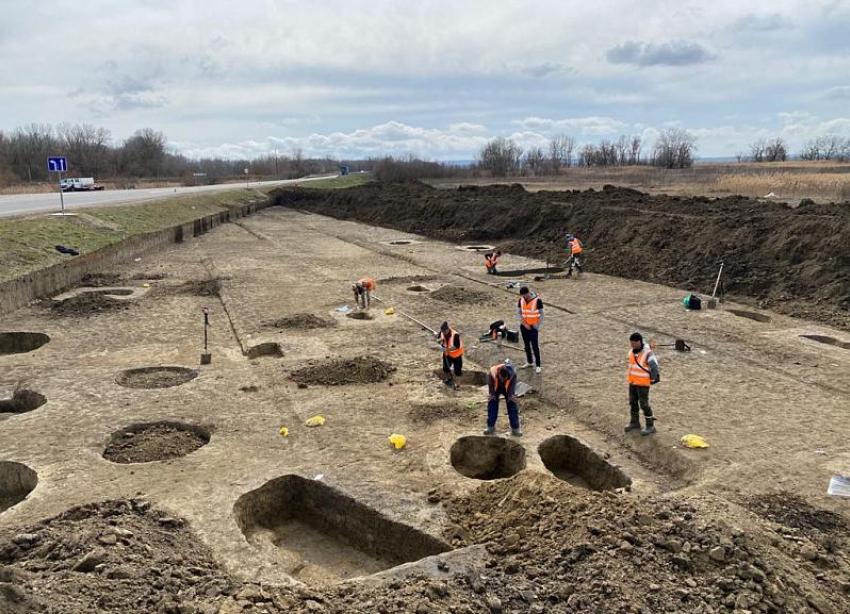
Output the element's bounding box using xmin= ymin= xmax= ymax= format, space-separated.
xmin=352 ymin=277 xmax=375 ymax=309
xmin=484 ymin=250 xmax=502 ymax=274
xmin=564 ymin=234 xmax=583 ymax=277
xmin=484 ymin=359 xmax=522 ymax=437
xmin=625 ymin=332 xmax=660 ymax=436
xmin=517 ymin=286 xmax=543 ymax=373
xmin=437 ymin=321 xmax=464 ymax=390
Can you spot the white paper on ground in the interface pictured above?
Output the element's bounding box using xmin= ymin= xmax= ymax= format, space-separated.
xmin=827 ymin=476 xmax=850 ymax=497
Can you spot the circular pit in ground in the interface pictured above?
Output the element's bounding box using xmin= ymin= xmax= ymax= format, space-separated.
xmin=389 ymin=240 xmax=412 ymax=245
xmin=346 ymin=311 xmax=374 ymax=320
xmin=0 ymin=390 xmax=47 ymax=415
xmin=103 ymin=421 xmax=210 ymax=464
xmin=116 ymin=366 xmax=198 ymax=389
xmin=727 ymin=309 xmax=771 ymax=323
xmin=0 ymin=332 xmax=50 ymax=356
xmin=407 ymin=285 xmax=429 ymax=292
xmin=0 ymin=461 xmax=38 ymax=513
xmin=450 ymin=436 xmax=526 ymax=480
xmin=538 ymin=435 xmax=631 ymax=491
xmin=431 ymin=368 xmax=488 ymax=387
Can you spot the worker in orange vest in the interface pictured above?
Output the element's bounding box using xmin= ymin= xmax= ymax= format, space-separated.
xmin=484 ymin=359 xmax=521 ymax=436
xmin=437 ymin=321 xmax=464 ymax=390
xmin=517 ymin=286 xmax=543 ymax=373
xmin=352 ymin=277 xmax=375 ymax=309
xmin=564 ymin=234 xmax=584 ymax=277
xmin=625 ymin=332 xmax=660 ymax=436
xmin=484 ymin=250 xmax=502 ymax=274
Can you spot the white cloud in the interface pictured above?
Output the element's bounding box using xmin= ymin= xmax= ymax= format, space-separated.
xmin=607 ymin=40 xmax=716 ymax=67
xmin=824 ymin=85 xmax=850 ymax=100
xmin=512 ymin=116 xmax=628 ymax=136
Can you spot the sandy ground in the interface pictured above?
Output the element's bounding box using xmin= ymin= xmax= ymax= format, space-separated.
xmin=1 ymin=206 xmax=848 ymax=593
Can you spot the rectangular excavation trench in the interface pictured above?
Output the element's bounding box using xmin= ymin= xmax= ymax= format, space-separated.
xmin=234 ymin=475 xmax=450 ymax=585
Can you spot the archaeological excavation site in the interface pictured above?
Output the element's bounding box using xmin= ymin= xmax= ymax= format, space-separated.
xmin=1 ymin=182 xmax=849 ymax=614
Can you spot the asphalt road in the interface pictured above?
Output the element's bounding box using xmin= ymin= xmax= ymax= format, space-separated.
xmin=0 ymin=175 xmax=335 ymax=218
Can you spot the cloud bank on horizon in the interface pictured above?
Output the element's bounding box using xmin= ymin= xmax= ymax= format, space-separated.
xmin=2 ymin=0 xmax=849 ymax=160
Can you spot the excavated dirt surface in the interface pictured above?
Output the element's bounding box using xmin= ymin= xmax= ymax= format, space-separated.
xmin=80 ymin=273 xmax=124 ymax=287
xmin=345 ymin=310 xmax=374 ymax=320
xmin=49 ymin=293 xmax=130 ymax=317
xmin=115 ymin=366 xmax=198 ymax=389
xmin=290 ymin=356 xmax=395 ymax=386
xmin=157 ymin=278 xmax=223 ymax=297
xmin=267 ymin=313 xmax=337 ymax=330
xmin=274 ymin=183 xmax=850 ymax=329
xmin=429 ymin=285 xmax=495 ymax=306
xmin=102 ymin=423 xmax=210 ymax=464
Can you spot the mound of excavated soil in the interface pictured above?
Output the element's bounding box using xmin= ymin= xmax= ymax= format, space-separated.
xmin=378 ymin=274 xmax=439 ymax=285
xmin=102 ymin=422 xmax=209 ymax=464
xmin=267 ymin=313 xmax=337 ymax=330
xmin=290 ymin=356 xmax=395 ymax=386
xmin=428 ymin=285 xmax=495 ymax=306
xmin=50 ymin=293 xmax=129 ymax=317
xmin=408 ymin=401 xmax=476 ymax=424
xmin=274 ymin=183 xmax=850 ymax=329
xmin=155 ymin=278 xmax=222 ymax=298
xmin=80 ymin=273 xmax=124 ymax=287
xmin=744 ymin=492 xmax=847 ymax=536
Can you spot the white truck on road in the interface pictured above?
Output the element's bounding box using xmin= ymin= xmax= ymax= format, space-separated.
xmin=60 ymin=177 xmax=104 ymax=192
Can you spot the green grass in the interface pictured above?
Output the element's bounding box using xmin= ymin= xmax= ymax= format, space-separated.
xmin=0 ymin=189 xmax=263 ymax=283
xmin=300 ymin=174 xmax=372 ymax=189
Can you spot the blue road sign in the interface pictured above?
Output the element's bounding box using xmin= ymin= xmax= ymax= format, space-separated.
xmin=47 ymin=156 xmax=67 ymax=172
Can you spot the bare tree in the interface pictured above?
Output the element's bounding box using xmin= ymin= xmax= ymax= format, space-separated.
xmin=749 ymin=138 xmax=766 ymax=163
xmin=478 ymin=137 xmax=523 ymax=177
xmin=523 ymin=146 xmax=546 ymax=175
xmin=764 ymin=137 xmax=787 ymax=162
xmin=629 ymin=136 xmax=642 ymax=165
xmin=651 ymin=128 xmax=697 ymax=169
xmin=548 ymin=134 xmax=575 ymax=171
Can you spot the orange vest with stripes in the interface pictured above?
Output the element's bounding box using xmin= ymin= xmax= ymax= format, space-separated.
xmin=358 ymin=277 xmax=375 ymax=291
xmin=628 ymin=346 xmax=652 ymax=386
xmin=520 ymin=296 xmax=541 ymax=326
xmin=442 ymin=329 xmax=464 ymax=358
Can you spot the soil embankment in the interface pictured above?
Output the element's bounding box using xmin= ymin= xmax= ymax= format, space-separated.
xmin=273 ymin=183 xmax=850 ymax=329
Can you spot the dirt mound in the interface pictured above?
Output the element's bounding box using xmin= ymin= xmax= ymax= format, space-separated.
xmin=744 ymin=492 xmax=847 ymax=536
xmin=116 ymin=366 xmax=198 ymax=389
xmin=50 ymin=293 xmax=129 ymax=317
xmin=346 ymin=310 xmax=374 ymax=320
xmin=274 ymin=183 xmax=850 ymax=329
xmin=80 ymin=272 xmax=124 ymax=287
xmin=408 ymin=401 xmax=476 ymax=424
xmin=429 ymin=285 xmax=495 ymax=305
xmin=378 ymin=274 xmax=438 ymax=285
xmin=103 ymin=422 xmax=210 ymax=464
xmin=159 ymin=278 xmax=222 ymax=297
xmin=0 ymin=499 xmax=234 ymax=614
xmin=290 ymin=356 xmax=395 ymax=386
xmin=267 ymin=313 xmax=337 ymax=330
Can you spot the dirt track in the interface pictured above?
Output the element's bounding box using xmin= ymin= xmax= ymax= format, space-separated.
xmin=273 ymin=183 xmax=850 ymax=329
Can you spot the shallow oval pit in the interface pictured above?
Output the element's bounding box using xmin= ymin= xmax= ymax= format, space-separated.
xmin=800 ymin=334 xmax=850 ymax=350
xmin=0 ymin=461 xmax=38 ymax=513
xmin=538 ymin=435 xmax=631 ymax=491
xmin=461 ymin=245 xmax=495 ymax=252
xmin=388 ymin=240 xmax=413 ymax=246
xmin=431 ymin=369 xmax=488 ymax=387
xmin=406 ymin=285 xmax=430 ymax=293
xmin=233 ymin=474 xmax=450 ymax=585
xmin=450 ymin=436 xmax=526 ymax=480
xmin=91 ymin=288 xmax=135 ymax=297
xmin=0 ymin=332 xmax=50 ymax=356
xmin=727 ymin=309 xmax=771 ymax=323
xmin=103 ymin=421 xmax=210 ymax=464
xmin=492 ymin=267 xmax=564 ymax=277
xmin=246 ymin=342 xmax=284 ymax=359
xmin=345 ymin=311 xmax=374 ymax=321
xmin=116 ymin=366 xmax=198 ymax=389
xmin=0 ymin=390 xmax=47 ymax=416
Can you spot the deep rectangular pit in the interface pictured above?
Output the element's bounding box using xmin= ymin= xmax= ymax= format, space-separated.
xmin=233 ymin=475 xmax=450 ymax=584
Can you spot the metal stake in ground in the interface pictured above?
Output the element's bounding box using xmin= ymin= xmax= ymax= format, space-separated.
xmin=201 ymin=306 xmax=212 ymax=365
xmin=708 ymin=261 xmax=724 ymax=309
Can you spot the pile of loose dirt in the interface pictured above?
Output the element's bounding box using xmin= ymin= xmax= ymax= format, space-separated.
xmin=102 ymin=422 xmax=209 ymax=464
xmin=80 ymin=273 xmax=124 ymax=287
xmin=267 ymin=313 xmax=337 ymax=330
xmin=428 ymin=285 xmax=495 ymax=306
xmin=378 ymin=274 xmax=438 ymax=285
xmin=274 ymin=183 xmax=850 ymax=329
xmin=115 ymin=366 xmax=198 ymax=389
xmin=0 ymin=500 xmax=235 ymax=614
xmin=290 ymin=356 xmax=395 ymax=386
xmin=408 ymin=401 xmax=476 ymax=424
xmin=744 ymin=492 xmax=847 ymax=537
xmin=49 ymin=293 xmax=129 ymax=317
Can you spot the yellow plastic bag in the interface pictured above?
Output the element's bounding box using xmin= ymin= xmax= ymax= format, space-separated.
xmin=389 ymin=433 xmax=407 ymax=450
xmin=305 ymin=416 xmax=326 ymax=427
xmin=279 ymin=426 xmax=289 ymax=437
xmin=681 ymin=434 xmax=709 ymax=449
xmin=385 ymin=307 xmax=395 ymax=315
xmin=142 ymin=283 xmax=151 ymax=288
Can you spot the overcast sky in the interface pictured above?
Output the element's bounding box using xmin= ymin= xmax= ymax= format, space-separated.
xmin=2 ymin=0 xmax=849 ymax=160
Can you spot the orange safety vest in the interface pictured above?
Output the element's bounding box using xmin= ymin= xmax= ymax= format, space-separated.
xmin=628 ymin=346 xmax=652 ymax=386
xmin=485 ymin=253 xmax=500 ymax=269
xmin=520 ymin=296 xmax=541 ymax=326
xmin=442 ymin=329 xmax=464 ymax=358
xmin=358 ymin=277 xmax=375 ymax=291
xmin=569 ymin=238 xmax=583 ymax=255
xmin=489 ymin=364 xmax=515 ymax=388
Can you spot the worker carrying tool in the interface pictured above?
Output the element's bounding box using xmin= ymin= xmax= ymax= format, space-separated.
xmin=436 ymin=321 xmax=464 ymax=390
xmin=564 ymin=234 xmax=584 ymax=277
xmin=625 ymin=332 xmax=660 ymax=436
xmin=352 ymin=277 xmax=375 ymax=309
xmin=517 ymin=286 xmax=543 ymax=373
xmin=484 ymin=358 xmax=522 ymax=437
xmin=484 ymin=250 xmax=502 ymax=275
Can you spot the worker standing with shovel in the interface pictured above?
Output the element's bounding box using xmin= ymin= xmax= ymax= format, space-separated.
xmin=564 ymin=234 xmax=584 ymax=277
xmin=352 ymin=277 xmax=375 ymax=309
xmin=437 ymin=321 xmax=464 ymax=390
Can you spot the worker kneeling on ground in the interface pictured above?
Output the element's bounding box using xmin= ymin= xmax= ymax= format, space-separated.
xmin=352 ymin=277 xmax=375 ymax=309
xmin=564 ymin=234 xmax=584 ymax=278
xmin=484 ymin=250 xmax=502 ymax=275
xmin=625 ymin=332 xmax=660 ymax=436
xmin=484 ymin=359 xmax=522 ymax=437
xmin=437 ymin=321 xmax=464 ymax=390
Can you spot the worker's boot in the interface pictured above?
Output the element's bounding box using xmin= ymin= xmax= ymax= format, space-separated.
xmin=641 ymin=417 xmax=656 ymax=436
xmin=624 ymin=412 xmax=641 ymax=433
xmin=483 ymin=427 xmax=495 ymax=435
xmin=511 ymin=428 xmax=523 ymax=437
